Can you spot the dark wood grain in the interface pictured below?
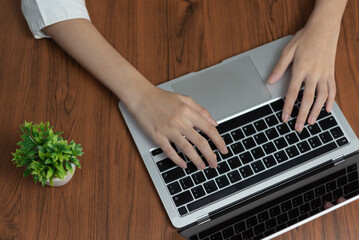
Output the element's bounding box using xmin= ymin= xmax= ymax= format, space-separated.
xmin=1 ymin=0 xmax=359 ymax=239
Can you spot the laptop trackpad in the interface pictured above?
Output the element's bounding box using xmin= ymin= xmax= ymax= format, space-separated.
xmin=172 ymin=56 xmax=272 ymax=121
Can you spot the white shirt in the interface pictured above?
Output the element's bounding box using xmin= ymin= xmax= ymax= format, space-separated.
xmin=21 ymin=0 xmax=90 ymax=39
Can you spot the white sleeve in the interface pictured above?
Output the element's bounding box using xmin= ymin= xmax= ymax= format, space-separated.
xmin=21 ymin=0 xmax=91 ymax=39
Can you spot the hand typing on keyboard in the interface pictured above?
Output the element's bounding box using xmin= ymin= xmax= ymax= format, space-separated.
xmin=266 ymin=1 xmax=347 ymax=133
xmin=133 ymin=86 xmax=227 ymax=169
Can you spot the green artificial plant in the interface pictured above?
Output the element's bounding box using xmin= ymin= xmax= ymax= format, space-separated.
xmin=12 ymin=121 xmax=83 ymax=186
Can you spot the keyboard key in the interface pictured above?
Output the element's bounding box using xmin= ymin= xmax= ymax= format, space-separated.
xmin=258 ymin=210 xmax=269 ymax=222
xmin=326 ymin=180 xmax=337 ymax=192
xmin=336 ymin=137 xmax=349 ymax=146
xmin=180 ymin=177 xmax=194 ymax=190
xmin=319 ymin=131 xmax=333 ymax=144
xmin=281 ymin=200 xmax=292 ymax=212
xmin=297 ymin=128 xmax=310 ymax=140
xmin=322 ymin=193 xmax=333 ymax=203
xmin=162 ymin=167 xmax=185 ymax=183
xmin=308 ymin=136 xmax=322 ymax=148
xmin=168 ymin=181 xmax=182 ymax=195
xmin=151 ymin=148 xmax=163 ymax=156
xmin=209 ymin=232 xmax=222 ymax=240
xmin=173 ymin=191 xmax=193 ymax=207
xmin=291 ymin=105 xmax=299 ymax=118
xmin=228 ymin=156 xmax=242 ymax=169
xmin=243 ymin=124 xmax=256 ymax=136
xmin=347 ymin=164 xmax=357 ymax=173
xmin=265 ymin=218 xmax=277 ymax=229
xmin=227 ymin=170 xmax=242 ymax=183
xmin=303 ymin=190 xmax=314 ymax=201
xmin=274 ymin=137 xmax=288 ymax=150
xmin=277 ymin=123 xmax=290 ymax=135
xmin=254 ymin=119 xmax=267 ymax=131
xmin=254 ymin=223 xmax=265 ymax=236
xmin=217 ymin=105 xmax=272 ymax=134
xmin=208 ymin=140 xmax=217 ymax=151
xmin=222 ymin=133 xmax=233 ymax=145
xmin=220 ymin=147 xmax=233 ymax=160
xmin=285 ymin=146 xmax=300 ymax=158
xmin=309 ymin=208 xmax=320 ymax=216
xmin=231 ymin=128 xmax=245 ymax=141
xmin=332 ymin=188 xmax=344 ymax=201
xmin=297 ymin=141 xmax=311 ymax=153
xmin=191 ymin=185 xmax=206 ymax=199
xmin=337 ymin=176 xmax=348 ymax=187
xmin=285 ymin=132 xmax=299 ymax=144
xmin=298 ymin=213 xmax=309 ymax=221
xmin=239 ymin=151 xmax=254 ymax=164
xmin=348 ymin=171 xmax=358 ymax=182
xmin=292 ymin=195 xmax=303 ymax=207
xmin=251 ymin=147 xmax=265 ymax=159
xmin=319 ymin=116 xmax=338 ymax=130
xmin=242 ymin=137 xmax=256 ymax=150
xmin=203 ymin=180 xmax=218 ymax=194
xmin=215 ymin=176 xmax=230 ymax=188
xmin=246 ymin=216 xmax=258 ymax=228
xmin=274 ymin=150 xmax=288 ymax=163
xmin=222 ymin=226 xmax=235 ymax=238
xmin=308 ymin=123 xmax=321 ymax=135
xmin=217 ymin=162 xmax=230 ymax=174
xmin=277 ymin=213 xmax=288 ymax=224
xmin=265 ymin=127 xmax=279 ymax=140
xmin=251 ymin=161 xmax=265 ymax=173
xmin=318 ymin=107 xmax=331 ymax=120
xmin=178 ymin=206 xmax=188 ymax=215
xmin=288 ymin=119 xmax=296 ymax=130
xmin=276 ymin=223 xmax=287 ymax=232
xmin=254 ymin=132 xmax=268 ymax=145
xmin=269 ymin=205 xmax=281 ymax=217
xmin=185 ymin=162 xmax=198 ymax=175
xmin=239 ymin=165 xmax=254 ymax=178
xmin=242 ymin=229 xmax=254 ymax=239
xmin=234 ymin=221 xmax=246 ymax=233
xmin=263 ymin=142 xmax=276 ymax=154
xmin=192 ymin=172 xmax=206 ymax=185
xmin=265 ymin=115 xmax=279 ymax=127
xmin=315 ymin=185 xmax=325 ymax=197
xmin=270 ymin=98 xmax=284 ymax=112
xmin=204 ymin=168 xmax=218 ymax=180
xmin=263 ymin=155 xmax=277 ymax=168
xmin=288 ymin=208 xmax=299 ymax=219
xmin=231 ymin=142 xmax=245 ymax=155
xmin=344 ymin=180 xmax=359 ymax=195
xmin=299 ymin=203 xmax=310 ymax=214
xmin=157 ymin=158 xmax=176 ymax=172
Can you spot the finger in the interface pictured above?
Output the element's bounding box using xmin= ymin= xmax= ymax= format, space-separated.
xmin=282 ymin=65 xmax=305 ymax=123
xmin=185 ymin=128 xmax=218 ymax=168
xmin=267 ymin=44 xmax=296 ymax=83
xmin=160 ymin=139 xmax=187 ymax=169
xmin=296 ymin=79 xmax=317 ymax=132
xmin=307 ymin=81 xmax=328 ymax=125
xmin=181 ymin=95 xmax=218 ymax=126
xmin=337 ymin=197 xmax=346 ymax=204
xmin=326 ymin=77 xmax=336 ymax=113
xmin=190 ymin=113 xmax=228 ymax=155
xmin=323 ymin=201 xmax=334 ymax=210
xmin=172 ymin=133 xmax=206 ymax=170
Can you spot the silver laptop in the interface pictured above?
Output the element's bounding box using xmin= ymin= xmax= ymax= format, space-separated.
xmin=119 ymin=36 xmax=359 ymax=239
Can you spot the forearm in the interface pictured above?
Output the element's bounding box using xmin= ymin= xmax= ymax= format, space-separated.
xmin=44 ymin=19 xmax=153 ymax=109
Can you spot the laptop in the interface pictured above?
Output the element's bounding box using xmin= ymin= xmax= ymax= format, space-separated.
xmin=118 ymin=35 xmax=359 ymax=239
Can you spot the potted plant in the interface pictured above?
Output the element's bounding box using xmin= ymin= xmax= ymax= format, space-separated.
xmin=12 ymin=121 xmax=84 ymax=187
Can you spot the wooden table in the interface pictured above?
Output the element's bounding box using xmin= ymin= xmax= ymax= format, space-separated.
xmin=1 ymin=0 xmax=359 ymax=239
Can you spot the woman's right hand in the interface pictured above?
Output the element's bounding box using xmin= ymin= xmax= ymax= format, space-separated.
xmin=127 ymin=85 xmax=228 ymax=170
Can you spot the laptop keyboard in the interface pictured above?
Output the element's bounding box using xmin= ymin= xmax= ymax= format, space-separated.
xmin=151 ymin=90 xmax=350 ymax=216
xmin=189 ymin=164 xmax=359 ymax=240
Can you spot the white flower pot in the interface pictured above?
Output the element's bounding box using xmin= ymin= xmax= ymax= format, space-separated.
xmin=45 ymin=164 xmax=76 ymax=187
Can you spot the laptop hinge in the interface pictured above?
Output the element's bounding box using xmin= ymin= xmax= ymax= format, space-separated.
xmin=333 ymin=154 xmax=345 ymax=165
xmin=197 ymin=214 xmax=211 ymax=225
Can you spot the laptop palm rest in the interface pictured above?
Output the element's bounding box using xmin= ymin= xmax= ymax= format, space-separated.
xmin=172 ymin=56 xmax=272 ymax=121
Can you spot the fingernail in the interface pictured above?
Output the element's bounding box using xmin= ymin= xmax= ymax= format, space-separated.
xmin=295 ymin=123 xmax=304 ymax=132
xmin=210 ymin=161 xmax=217 ymax=168
xmin=222 ymin=147 xmax=228 ymax=154
xmin=199 ymin=162 xmax=206 ymax=170
xmin=210 ymin=118 xmax=218 ymax=126
xmin=309 ymin=116 xmax=316 ymax=124
xmin=267 ymin=74 xmax=279 ymax=83
xmin=326 ymin=106 xmax=332 ymax=113
xmin=282 ymin=113 xmax=289 ymax=122
xmin=181 ymin=162 xmax=187 ymax=169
